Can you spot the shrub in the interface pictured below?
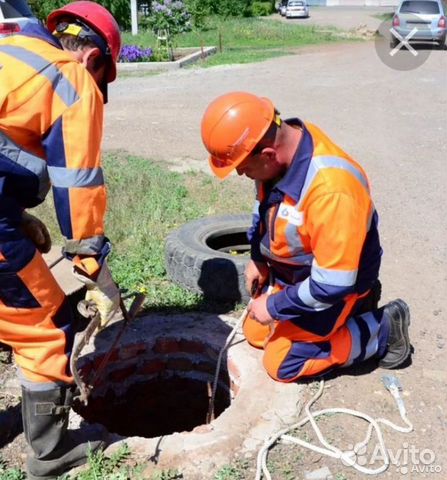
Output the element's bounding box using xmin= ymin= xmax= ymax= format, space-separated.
xmin=119 ymin=45 xmax=153 ymax=62
xmin=184 ymin=0 xmax=210 ymax=30
xmin=148 ymin=0 xmax=192 ymax=36
xmin=251 ymin=1 xmax=274 ymax=16
xmin=215 ymin=0 xmax=253 ymax=17
xmin=97 ymin=0 xmax=131 ymax=30
xmin=28 ymin=0 xmax=67 ymax=22
xmin=28 ymin=0 xmax=131 ymax=30
xmin=185 ymin=0 xmax=253 ymax=18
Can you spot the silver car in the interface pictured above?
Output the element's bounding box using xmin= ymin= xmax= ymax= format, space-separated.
xmin=285 ymin=0 xmax=310 ymax=19
xmin=278 ymin=1 xmax=287 ymax=16
xmin=0 ymin=0 xmax=38 ymax=36
xmin=391 ymin=0 xmax=447 ymax=48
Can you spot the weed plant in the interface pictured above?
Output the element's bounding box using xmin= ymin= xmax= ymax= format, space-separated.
xmin=0 ymin=460 xmax=25 ymax=480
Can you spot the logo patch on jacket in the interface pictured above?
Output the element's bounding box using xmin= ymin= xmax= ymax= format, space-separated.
xmin=277 ymin=204 xmax=304 ymax=226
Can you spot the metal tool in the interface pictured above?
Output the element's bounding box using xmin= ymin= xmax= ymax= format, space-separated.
xmin=382 ymin=375 xmax=407 ymax=417
xmin=70 ymin=292 xmax=146 ymax=405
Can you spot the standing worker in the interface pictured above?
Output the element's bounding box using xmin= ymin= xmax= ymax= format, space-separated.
xmin=201 ymin=91 xmax=411 ymax=382
xmin=0 ymin=2 xmax=122 ymax=478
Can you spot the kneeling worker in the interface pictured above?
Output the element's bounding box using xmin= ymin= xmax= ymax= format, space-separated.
xmin=201 ymin=91 xmax=411 ymax=382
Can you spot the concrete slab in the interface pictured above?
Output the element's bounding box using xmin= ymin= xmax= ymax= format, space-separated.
xmin=117 ymin=47 xmax=217 ymax=73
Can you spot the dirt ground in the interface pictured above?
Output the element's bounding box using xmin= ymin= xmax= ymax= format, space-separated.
xmin=1 ymin=8 xmax=446 ymax=479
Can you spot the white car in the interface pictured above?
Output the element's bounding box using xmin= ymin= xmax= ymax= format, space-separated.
xmin=391 ymin=0 xmax=446 ymax=48
xmin=278 ymin=1 xmax=287 ymax=16
xmin=286 ymin=0 xmax=310 ymax=19
xmin=0 ymin=0 xmax=38 ymax=36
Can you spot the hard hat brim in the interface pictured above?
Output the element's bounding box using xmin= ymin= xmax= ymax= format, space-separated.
xmin=208 ymin=154 xmax=244 ymax=180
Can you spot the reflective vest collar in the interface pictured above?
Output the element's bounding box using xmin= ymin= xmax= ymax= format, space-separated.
xmin=273 ymin=118 xmax=314 ymax=203
xmin=20 ymin=23 xmax=63 ymax=50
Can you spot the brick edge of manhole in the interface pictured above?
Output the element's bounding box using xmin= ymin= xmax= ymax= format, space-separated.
xmin=73 ymin=312 xmax=305 ymax=477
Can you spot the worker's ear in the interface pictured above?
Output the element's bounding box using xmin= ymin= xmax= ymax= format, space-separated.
xmin=260 ymin=147 xmax=277 ymax=163
xmin=80 ymin=47 xmax=101 ymax=69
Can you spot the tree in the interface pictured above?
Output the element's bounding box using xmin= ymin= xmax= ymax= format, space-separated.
xmin=28 ymin=0 xmax=131 ymax=29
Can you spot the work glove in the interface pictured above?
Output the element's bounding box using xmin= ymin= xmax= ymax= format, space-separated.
xmin=21 ymin=211 xmax=52 ymax=253
xmin=74 ymin=261 xmax=122 ymax=329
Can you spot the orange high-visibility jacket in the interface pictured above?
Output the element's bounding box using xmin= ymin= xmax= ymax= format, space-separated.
xmin=0 ymin=24 xmax=106 ymax=257
xmin=248 ymin=119 xmax=382 ymax=324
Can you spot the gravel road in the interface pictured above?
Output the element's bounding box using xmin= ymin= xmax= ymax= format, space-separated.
xmin=275 ymin=5 xmax=394 ymax=30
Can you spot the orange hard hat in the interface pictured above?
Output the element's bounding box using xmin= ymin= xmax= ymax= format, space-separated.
xmin=47 ymin=1 xmax=121 ymax=85
xmin=201 ymin=92 xmax=276 ymax=179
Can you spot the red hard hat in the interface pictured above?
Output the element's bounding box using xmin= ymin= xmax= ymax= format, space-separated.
xmin=201 ymin=92 xmax=276 ymax=179
xmin=47 ymin=1 xmax=121 ymax=84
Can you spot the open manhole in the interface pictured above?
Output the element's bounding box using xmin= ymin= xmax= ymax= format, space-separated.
xmin=74 ymin=335 xmax=237 ymax=438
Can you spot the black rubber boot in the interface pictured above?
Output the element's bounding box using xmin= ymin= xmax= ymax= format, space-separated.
xmin=22 ymin=385 xmax=106 ymax=480
xmin=378 ymin=299 xmax=411 ymax=369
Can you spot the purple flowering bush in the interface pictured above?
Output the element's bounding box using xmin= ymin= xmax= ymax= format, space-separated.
xmin=119 ymin=45 xmax=153 ymax=62
xmin=148 ymin=0 xmax=192 ymax=37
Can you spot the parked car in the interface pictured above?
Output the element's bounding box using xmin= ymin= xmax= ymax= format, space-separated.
xmin=278 ymin=0 xmax=287 ymax=16
xmin=390 ymin=0 xmax=446 ymax=48
xmin=285 ymin=0 xmax=310 ymax=19
xmin=0 ymin=0 xmax=39 ymax=36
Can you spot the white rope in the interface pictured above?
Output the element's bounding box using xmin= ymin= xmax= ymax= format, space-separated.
xmin=255 ymin=379 xmax=413 ymax=480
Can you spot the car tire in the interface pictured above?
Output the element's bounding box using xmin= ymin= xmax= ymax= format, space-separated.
xmin=164 ymin=214 xmax=253 ymax=303
xmin=439 ymin=35 xmax=446 ymax=49
xmin=390 ymin=36 xmax=399 ymax=49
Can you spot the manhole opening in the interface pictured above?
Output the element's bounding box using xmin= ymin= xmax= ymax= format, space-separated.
xmin=74 ymin=337 xmax=237 ymax=438
xmin=206 ymin=230 xmax=250 ymax=255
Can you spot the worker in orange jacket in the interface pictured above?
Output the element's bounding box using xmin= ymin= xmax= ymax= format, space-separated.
xmin=0 ymin=2 xmax=122 ymax=478
xmin=201 ymin=92 xmax=411 ymax=382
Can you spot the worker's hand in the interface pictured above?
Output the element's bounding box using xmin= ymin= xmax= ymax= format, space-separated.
xmin=245 ymin=260 xmax=269 ymax=297
xmin=21 ymin=211 xmax=52 ymax=253
xmin=247 ymin=293 xmax=274 ymax=326
xmin=75 ymin=261 xmax=121 ymax=329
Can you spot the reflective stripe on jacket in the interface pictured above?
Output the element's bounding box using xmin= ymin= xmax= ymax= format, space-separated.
xmin=248 ymin=119 xmax=382 ymax=321
xmin=0 ymin=24 xmax=106 ymax=256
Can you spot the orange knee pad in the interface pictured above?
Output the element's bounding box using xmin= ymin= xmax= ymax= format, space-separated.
xmin=242 ymin=313 xmax=272 ymax=349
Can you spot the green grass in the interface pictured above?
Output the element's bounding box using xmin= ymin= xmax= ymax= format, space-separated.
xmin=214 ymin=459 xmax=250 ymax=480
xmin=121 ymin=16 xmax=342 ymax=67
xmin=0 ymin=456 xmax=25 ymax=480
xmin=372 ymin=13 xmax=393 ymax=21
xmin=63 ymin=443 xmax=139 ymax=480
xmin=151 ymin=469 xmax=183 ymax=480
xmin=34 ymin=152 xmax=252 ymax=311
xmin=0 ymin=466 xmax=25 ymax=480
xmin=195 ymin=47 xmax=291 ymax=67
xmin=0 ymin=445 xmax=181 ymax=480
